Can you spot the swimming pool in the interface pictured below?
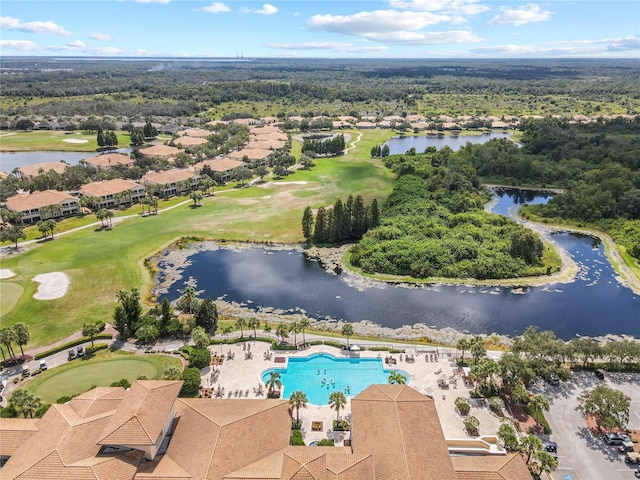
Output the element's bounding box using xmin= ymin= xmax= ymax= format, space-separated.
xmin=261 ymin=353 xmax=411 ymax=405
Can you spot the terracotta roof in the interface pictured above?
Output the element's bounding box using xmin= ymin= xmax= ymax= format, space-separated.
xmin=194 ymin=158 xmax=245 ymax=173
xmin=69 ymin=387 xmax=127 ymax=419
xmin=80 ymin=179 xmax=143 ymax=198
xmin=98 ymin=381 xmax=182 ymax=447
xmin=141 ymin=169 xmax=197 ymax=185
xmin=227 ymin=148 xmax=273 ymax=161
xmin=179 ymin=128 xmax=211 ymax=138
xmin=85 ymin=153 xmax=134 ymax=169
xmin=139 ymin=145 xmax=183 ymax=157
xmin=19 ymin=161 xmax=69 ymax=179
xmin=351 ymin=384 xmax=457 ymax=480
xmin=138 ymin=399 xmax=291 ymax=480
xmin=173 ymin=136 xmax=208 ymax=147
xmin=248 ymin=125 xmax=282 ymax=135
xmin=452 ymin=453 xmax=532 ymax=480
xmin=0 ymin=418 xmax=39 ymax=456
xmin=6 ymin=189 xmax=78 ymax=213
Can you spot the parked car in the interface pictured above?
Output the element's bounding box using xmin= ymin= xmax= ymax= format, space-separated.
xmin=626 ymin=452 xmax=640 ymax=465
xmin=604 ymin=433 xmax=630 ymax=445
xmin=21 ymin=366 xmax=30 ymax=378
xmin=618 ymin=441 xmax=635 ymax=453
xmin=68 ymin=349 xmax=76 ymax=360
xmin=39 ymin=360 xmax=47 ymax=371
xmin=595 ymin=368 xmax=605 ymax=379
xmin=543 ymin=441 xmax=558 ymax=459
xmin=548 ymin=373 xmax=560 ymax=385
xmin=77 ymin=346 xmax=85 ymax=357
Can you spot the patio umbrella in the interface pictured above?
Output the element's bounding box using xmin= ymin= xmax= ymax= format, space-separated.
xmin=350 ymin=344 xmax=361 ymax=351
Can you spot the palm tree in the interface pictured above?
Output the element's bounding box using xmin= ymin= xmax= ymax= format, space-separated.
xmin=263 ymin=322 xmax=272 ymax=338
xmin=10 ymin=390 xmax=41 ymax=418
xmin=456 ymin=338 xmax=470 ymax=363
xmin=388 ymin=371 xmax=407 ymax=385
xmin=37 ymin=220 xmax=49 ymax=238
xmin=290 ymin=321 xmax=300 ymax=348
xmin=0 ymin=327 xmax=17 ymax=360
xmin=235 ymin=318 xmax=247 ymax=338
xmin=265 ymin=371 xmax=282 ymax=397
xmin=470 ymin=336 xmax=486 ymax=364
xmin=341 ymin=323 xmax=354 ymax=349
xmin=527 ymin=393 xmax=550 ymax=430
xmin=289 ymin=390 xmax=308 ymax=425
xmin=12 ymin=323 xmax=29 ymax=357
xmin=182 ymin=286 xmax=196 ymax=314
xmin=299 ymin=317 xmax=310 ymax=345
xmin=148 ymin=196 xmax=159 ymax=214
xmin=96 ymin=208 xmax=108 ymax=227
xmin=248 ymin=317 xmax=260 ymax=339
xmin=190 ymin=191 xmax=203 ymax=207
xmin=329 ymin=391 xmax=347 ymax=422
xmin=520 ymin=434 xmax=544 ymax=464
xmin=105 ymin=209 xmax=114 ymax=228
xmin=162 ymin=366 xmax=182 ymax=380
xmin=276 ymin=323 xmax=289 ymax=344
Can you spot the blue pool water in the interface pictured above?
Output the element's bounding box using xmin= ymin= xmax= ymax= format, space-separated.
xmin=261 ymin=353 xmax=411 ymax=405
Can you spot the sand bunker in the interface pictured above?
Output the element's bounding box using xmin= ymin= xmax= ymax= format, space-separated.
xmin=32 ymin=272 xmax=70 ymax=300
xmin=62 ymin=138 xmax=89 ymax=143
xmin=0 ymin=268 xmax=16 ymax=279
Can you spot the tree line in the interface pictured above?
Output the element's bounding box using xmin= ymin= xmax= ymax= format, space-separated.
xmin=301 ymin=134 xmax=345 ymax=156
xmin=301 ymin=195 xmax=380 ymax=245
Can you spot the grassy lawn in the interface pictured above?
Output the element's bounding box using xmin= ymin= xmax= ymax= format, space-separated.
xmin=0 ymin=282 xmax=24 ymax=316
xmin=0 ymin=129 xmax=396 ymax=347
xmin=19 ymin=350 xmax=182 ymax=403
xmin=0 ymin=130 xmax=130 ymax=152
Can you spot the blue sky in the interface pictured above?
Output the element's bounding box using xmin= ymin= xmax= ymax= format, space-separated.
xmin=1 ymin=0 xmax=639 ymax=58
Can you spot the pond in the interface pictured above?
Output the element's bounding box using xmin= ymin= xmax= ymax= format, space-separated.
xmin=153 ymin=189 xmax=640 ymax=340
xmin=0 ymin=148 xmax=132 ymax=173
xmin=384 ymin=131 xmax=513 ymax=154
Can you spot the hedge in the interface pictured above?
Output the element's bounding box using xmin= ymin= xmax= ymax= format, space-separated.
xmin=524 ymin=403 xmax=552 ymax=435
xmin=35 ymin=334 xmax=113 ymax=360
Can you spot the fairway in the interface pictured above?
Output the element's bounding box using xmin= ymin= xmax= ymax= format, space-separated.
xmin=22 ymin=353 xmax=182 ymax=403
xmin=0 ymin=282 xmax=24 ymax=316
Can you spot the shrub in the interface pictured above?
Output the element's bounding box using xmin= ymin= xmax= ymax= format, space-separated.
xmin=34 ymin=334 xmax=112 ymax=359
xmin=455 ymin=397 xmax=471 ymax=416
xmin=180 ymin=367 xmax=201 ymax=397
xmin=317 ymin=439 xmax=335 ymax=446
xmin=188 ymin=347 xmax=211 ymax=369
xmin=85 ymin=343 xmax=108 ymax=355
xmin=333 ymin=420 xmax=350 ymax=431
xmin=110 ymin=378 xmax=131 ymax=389
xmin=463 ymin=416 xmax=480 ymax=435
xmin=290 ymin=429 xmax=305 ymax=446
xmin=489 ymin=397 xmax=504 ymax=416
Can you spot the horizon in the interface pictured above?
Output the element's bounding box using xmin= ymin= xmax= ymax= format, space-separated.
xmin=1 ymin=1 xmax=638 ymax=59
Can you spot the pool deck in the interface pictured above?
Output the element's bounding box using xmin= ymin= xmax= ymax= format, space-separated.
xmin=200 ymin=340 xmax=504 ymax=445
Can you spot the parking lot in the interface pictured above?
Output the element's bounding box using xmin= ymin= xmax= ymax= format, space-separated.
xmin=532 ymin=371 xmax=640 ymax=480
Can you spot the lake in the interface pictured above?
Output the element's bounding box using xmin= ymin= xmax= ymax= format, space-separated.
xmin=0 ymin=149 xmax=132 ymax=173
xmin=385 ymin=131 xmax=513 ymax=154
xmin=153 ymin=189 xmax=640 ymax=340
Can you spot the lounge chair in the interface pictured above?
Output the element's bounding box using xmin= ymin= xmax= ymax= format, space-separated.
xmin=245 ymin=389 xmax=249 ymax=397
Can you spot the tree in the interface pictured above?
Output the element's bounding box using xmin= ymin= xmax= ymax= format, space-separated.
xmin=135 ymin=323 xmax=159 ymax=344
xmin=96 ymin=208 xmax=109 ymax=227
xmin=329 ymin=391 xmax=347 ymax=421
xmin=463 ymin=416 xmax=480 ymax=435
xmin=341 ymin=323 xmax=354 ymax=348
xmin=276 ymin=323 xmax=289 ymax=344
xmin=497 ymin=420 xmax=519 ymax=451
xmin=575 ymin=384 xmax=631 ymax=430
xmin=143 ymin=121 xmax=158 ymax=139
xmin=299 ymin=317 xmax=310 ymax=345
xmin=510 ymin=229 xmax=544 ymax=265
xmin=195 ymin=298 xmax=218 ymax=333
xmin=255 ymin=165 xmax=268 ymax=181
xmin=82 ymin=321 xmax=102 ymax=347
xmin=97 ymin=128 xmax=106 ymax=148
xmin=263 ymin=322 xmax=272 ymax=338
xmin=159 ymin=297 xmax=172 ymax=335
xmin=130 ymin=127 xmax=145 ymax=146
xmin=290 ymin=321 xmax=300 ymax=347
xmin=190 ymin=191 xmax=203 ymax=207
xmin=180 ymin=367 xmax=201 ymax=397
xmin=265 ymin=371 xmax=282 ymax=397
xmin=188 ymin=346 xmax=211 ymax=369
xmin=0 ymin=327 xmax=17 ymax=359
xmin=199 ymin=174 xmax=215 ymax=196
xmin=114 ymin=288 xmax=142 ymax=338
xmin=191 ymin=326 xmax=211 ymax=348
xmin=301 ymin=206 xmax=314 ymax=244
xmin=313 ymin=206 xmax=327 ymax=244
xmin=1 ymin=225 xmax=26 ymax=248
xmin=530 ymin=450 xmax=558 ymax=479
xmin=388 ymin=371 xmax=407 ymax=384
xmin=162 ymin=366 xmax=182 ymax=380
xmin=456 ymin=338 xmax=470 ymax=363
xmin=10 ymin=389 xmax=41 ymax=418
xmin=454 ymin=397 xmax=471 ymax=416
xmin=527 ymin=393 xmax=550 ymax=429
xmin=289 ymin=390 xmax=308 ymax=425
xmin=12 ymin=323 xmax=29 ymax=357
xmin=520 ymin=434 xmax=544 ymax=464
xmin=470 ymin=336 xmax=486 ymax=364
xmin=37 ymin=220 xmax=49 ymax=238
xmin=235 ymin=318 xmax=246 ymax=338
xmin=180 ymin=286 xmax=197 ymax=315
xmin=248 ymin=317 xmax=260 ymax=339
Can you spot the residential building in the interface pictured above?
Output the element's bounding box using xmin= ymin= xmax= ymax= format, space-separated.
xmin=85 ymin=153 xmax=135 ymax=172
xmin=140 ymin=169 xmax=199 ymax=197
xmin=192 ymin=158 xmax=246 ymax=183
xmin=227 ymin=147 xmax=273 ymax=165
xmin=0 ymin=381 xmax=532 ymax=480
xmin=5 ymin=189 xmax=79 ymax=224
xmin=16 ymin=161 xmax=69 ymax=181
xmin=79 ymin=179 xmax=146 ymax=209
xmin=138 ymin=145 xmax=183 ymax=161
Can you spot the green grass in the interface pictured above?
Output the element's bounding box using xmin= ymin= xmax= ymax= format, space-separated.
xmin=0 ymin=130 xmax=395 ymax=347
xmin=19 ymin=350 xmax=182 ymax=403
xmin=0 ymin=130 xmax=130 ymax=152
xmin=0 ymin=282 xmax=24 ymax=316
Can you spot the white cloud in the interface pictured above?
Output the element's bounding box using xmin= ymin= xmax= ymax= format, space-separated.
xmin=470 ymin=35 xmax=640 ymax=57
xmin=0 ymin=39 xmax=38 ymax=51
xmin=89 ymin=32 xmax=112 ymax=41
xmin=267 ymin=41 xmax=388 ymax=53
xmin=135 ymin=0 xmax=171 ymax=3
xmin=488 ymin=4 xmax=552 ymax=26
xmin=365 ymin=30 xmax=482 ymax=45
xmin=203 ymin=2 xmax=230 ymax=13
xmin=389 ymin=0 xmax=489 ymax=16
xmin=308 ymin=10 xmax=451 ymax=35
xmin=255 ymin=4 xmax=278 ymax=15
xmin=0 ymin=16 xmax=71 ymax=36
